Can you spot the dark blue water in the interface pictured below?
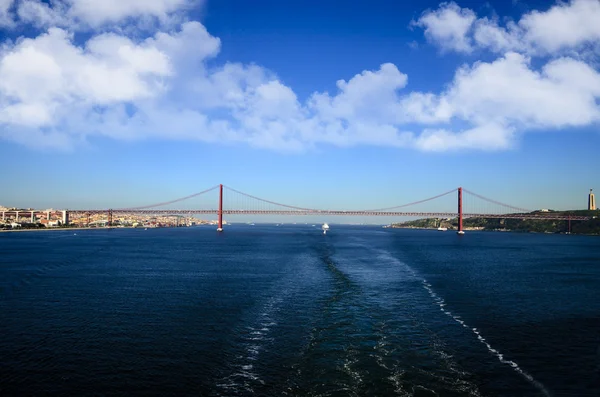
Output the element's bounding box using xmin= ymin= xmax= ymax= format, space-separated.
xmin=1 ymin=225 xmax=599 ymax=396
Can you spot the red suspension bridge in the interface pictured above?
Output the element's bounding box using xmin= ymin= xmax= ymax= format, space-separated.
xmin=1 ymin=184 xmax=583 ymax=234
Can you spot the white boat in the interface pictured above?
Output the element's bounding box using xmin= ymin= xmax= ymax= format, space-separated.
xmin=437 ymin=227 xmax=448 ymax=231
xmin=457 ymin=230 xmax=465 ymax=235
xmin=322 ymin=223 xmax=330 ymax=234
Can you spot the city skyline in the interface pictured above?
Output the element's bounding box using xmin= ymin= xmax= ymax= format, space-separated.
xmin=0 ymin=0 xmax=599 ymax=211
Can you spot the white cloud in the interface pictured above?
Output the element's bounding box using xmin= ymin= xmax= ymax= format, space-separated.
xmin=413 ymin=2 xmax=476 ymax=53
xmin=0 ymin=25 xmax=176 ymax=133
xmin=0 ymin=27 xmax=172 ymax=105
xmin=401 ymin=52 xmax=600 ymax=149
xmin=519 ymin=0 xmax=600 ymax=53
xmin=416 ymin=0 xmax=600 ymax=57
xmin=2 ymin=0 xmax=193 ymax=30
xmin=413 ymin=123 xmax=515 ymax=152
xmin=0 ymin=1 xmax=600 ymax=152
xmin=472 ymin=18 xmax=524 ymax=53
xmin=0 ymin=0 xmax=14 ymax=27
xmin=17 ymin=0 xmax=69 ymax=28
xmin=309 ymin=63 xmax=408 ymax=122
xmin=447 ymin=53 xmax=600 ymax=128
xmin=68 ymin=0 xmax=189 ymax=27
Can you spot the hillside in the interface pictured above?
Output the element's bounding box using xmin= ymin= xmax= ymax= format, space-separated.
xmin=391 ymin=211 xmax=600 ymax=235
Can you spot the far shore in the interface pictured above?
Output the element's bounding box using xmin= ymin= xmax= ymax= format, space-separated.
xmin=0 ymin=226 xmax=126 ymax=233
xmin=0 ymin=225 xmax=218 ymax=233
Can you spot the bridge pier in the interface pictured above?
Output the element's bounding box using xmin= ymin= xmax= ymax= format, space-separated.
xmin=457 ymin=187 xmax=464 ymax=235
xmin=217 ymin=184 xmax=224 ymax=232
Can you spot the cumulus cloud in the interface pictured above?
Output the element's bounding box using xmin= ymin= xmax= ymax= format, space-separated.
xmin=0 ymin=0 xmax=14 ymax=28
xmin=0 ymin=27 xmax=172 ymax=126
xmin=412 ymin=2 xmax=476 ymax=53
xmin=519 ymin=0 xmax=600 ymax=53
xmin=68 ymin=0 xmax=189 ymax=27
xmin=5 ymin=0 xmax=192 ymax=30
xmin=416 ymin=0 xmax=600 ymax=56
xmin=0 ymin=0 xmax=599 ymax=152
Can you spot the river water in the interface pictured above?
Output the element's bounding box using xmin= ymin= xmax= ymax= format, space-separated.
xmin=1 ymin=225 xmax=599 ymax=396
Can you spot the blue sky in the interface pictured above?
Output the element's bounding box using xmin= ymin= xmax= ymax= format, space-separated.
xmin=0 ymin=0 xmax=598 ymax=213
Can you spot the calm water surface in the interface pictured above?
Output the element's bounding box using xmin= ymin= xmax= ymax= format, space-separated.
xmin=1 ymin=225 xmax=599 ymax=396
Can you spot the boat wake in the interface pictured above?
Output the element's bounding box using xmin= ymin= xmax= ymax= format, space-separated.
xmin=371 ymin=250 xmax=482 ymax=396
xmin=216 ymin=295 xmax=282 ymax=394
xmin=421 ymin=280 xmax=551 ymax=397
xmin=369 ymin=247 xmax=549 ymax=396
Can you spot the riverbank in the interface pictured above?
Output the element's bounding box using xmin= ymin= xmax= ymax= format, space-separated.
xmin=391 ymin=214 xmax=600 ymax=235
xmin=0 ymin=225 xmax=210 ymax=233
xmin=0 ymin=226 xmax=131 ymax=233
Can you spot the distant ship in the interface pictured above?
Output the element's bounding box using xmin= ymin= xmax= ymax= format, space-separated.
xmin=322 ymin=223 xmax=330 ymax=235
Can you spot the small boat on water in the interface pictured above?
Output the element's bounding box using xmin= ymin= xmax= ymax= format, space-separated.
xmin=322 ymin=223 xmax=330 ymax=234
xmin=437 ymin=227 xmax=447 ymax=231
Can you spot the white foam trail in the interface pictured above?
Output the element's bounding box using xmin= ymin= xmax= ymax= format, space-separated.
xmin=367 ymin=250 xmax=483 ymax=396
xmin=217 ymin=295 xmax=284 ymax=393
xmin=421 ymin=280 xmax=551 ymax=397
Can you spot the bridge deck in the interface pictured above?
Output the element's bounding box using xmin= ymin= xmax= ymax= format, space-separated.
xmin=64 ymin=209 xmax=589 ymax=221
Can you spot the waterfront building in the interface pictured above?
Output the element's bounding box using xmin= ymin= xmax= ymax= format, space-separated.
xmin=589 ymin=189 xmax=596 ymax=211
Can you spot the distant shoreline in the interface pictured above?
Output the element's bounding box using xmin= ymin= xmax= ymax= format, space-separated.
xmin=0 ymin=227 xmax=129 ymax=233
xmin=0 ymin=225 xmax=216 ymax=233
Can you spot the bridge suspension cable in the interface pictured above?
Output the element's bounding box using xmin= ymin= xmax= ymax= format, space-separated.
xmin=462 ymin=188 xmax=531 ymax=214
xmin=223 ymin=185 xmax=320 ymax=212
xmin=224 ymin=186 xmax=459 ymax=213
xmin=363 ymin=188 xmax=457 ymax=212
xmin=117 ymin=185 xmax=220 ymax=210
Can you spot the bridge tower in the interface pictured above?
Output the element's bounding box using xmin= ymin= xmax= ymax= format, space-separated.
xmin=457 ymin=187 xmax=464 ymax=235
xmin=217 ymin=184 xmax=224 ymax=232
